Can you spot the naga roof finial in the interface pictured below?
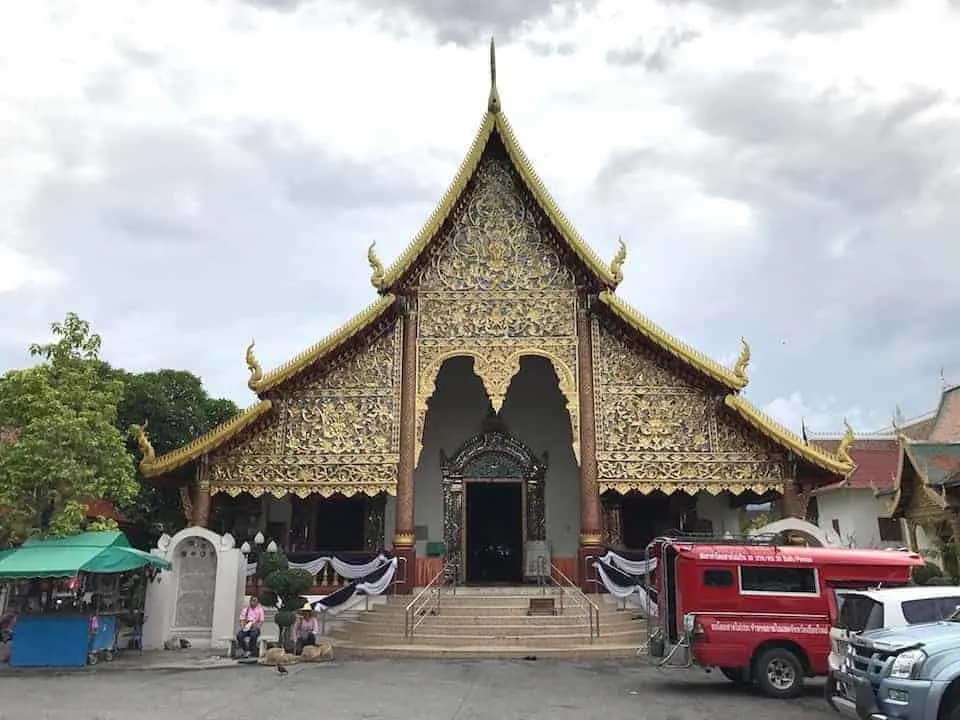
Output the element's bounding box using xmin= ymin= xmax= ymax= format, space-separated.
xmin=733 ymin=337 xmax=751 ymax=385
xmin=836 ymin=419 xmax=855 ymax=467
xmin=368 ymin=241 xmax=386 ymax=290
xmin=246 ymin=340 xmax=263 ymax=391
xmin=609 ymin=236 xmax=627 ymax=285
xmin=132 ymin=420 xmax=156 ymax=464
xmin=488 ymin=36 xmax=501 ymax=114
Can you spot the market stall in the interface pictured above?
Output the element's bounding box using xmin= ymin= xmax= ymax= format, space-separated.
xmin=0 ymin=531 xmax=170 ymax=668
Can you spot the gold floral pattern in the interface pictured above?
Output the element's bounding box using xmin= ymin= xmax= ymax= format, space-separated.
xmin=207 ymin=323 xmax=402 ymax=498
xmin=593 ymin=309 xmax=791 ymax=493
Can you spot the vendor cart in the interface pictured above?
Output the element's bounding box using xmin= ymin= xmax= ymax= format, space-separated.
xmin=0 ymin=531 xmax=169 ymax=668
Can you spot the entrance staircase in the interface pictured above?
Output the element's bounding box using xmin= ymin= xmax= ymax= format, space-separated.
xmin=327 ymin=585 xmax=646 ymax=660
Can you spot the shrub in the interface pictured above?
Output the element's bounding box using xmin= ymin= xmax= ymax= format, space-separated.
xmin=913 ymin=561 xmax=944 ymax=586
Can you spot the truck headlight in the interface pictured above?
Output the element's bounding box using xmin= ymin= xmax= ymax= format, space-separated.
xmin=890 ymin=649 xmax=926 ymax=679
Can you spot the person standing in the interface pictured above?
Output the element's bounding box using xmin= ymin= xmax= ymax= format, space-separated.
xmin=293 ymin=602 xmax=319 ymax=655
xmin=236 ymin=596 xmax=264 ymax=658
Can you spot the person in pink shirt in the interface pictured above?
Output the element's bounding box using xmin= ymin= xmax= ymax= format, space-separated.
xmin=236 ymin=596 xmax=264 ymax=658
xmin=293 ymin=602 xmax=319 ymax=655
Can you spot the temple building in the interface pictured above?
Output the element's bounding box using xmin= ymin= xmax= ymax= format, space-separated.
xmin=881 ymin=383 xmax=960 ymax=563
xmin=136 ymin=43 xmax=855 ymax=589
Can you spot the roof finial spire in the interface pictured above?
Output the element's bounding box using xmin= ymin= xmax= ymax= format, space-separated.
xmin=488 ymin=36 xmax=501 ymax=114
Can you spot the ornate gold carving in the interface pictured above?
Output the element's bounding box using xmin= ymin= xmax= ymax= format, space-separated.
xmin=408 ymin=150 xmax=582 ymax=463
xmin=579 ymin=532 xmax=603 ymax=546
xmin=393 ymin=531 xmax=415 ymax=548
xmin=368 ymin=242 xmax=385 ymax=290
xmin=836 ymin=419 xmax=855 ymax=466
xmin=609 ymin=237 xmax=627 ymax=285
xmin=132 ymin=421 xmax=155 ymax=464
xmin=179 ymin=485 xmax=194 ymax=523
xmin=593 ymin=311 xmax=792 ymax=494
xmin=733 ymin=337 xmax=750 ymax=385
xmin=207 ymin=323 xmax=403 ymax=498
xmin=415 ymin=153 xmax=577 ymax=292
xmin=246 ymin=341 xmax=263 ymax=391
xmin=418 ymin=292 xmax=575 ymax=339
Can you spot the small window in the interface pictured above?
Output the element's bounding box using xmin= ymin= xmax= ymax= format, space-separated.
xmin=901 ymin=596 xmax=960 ymax=624
xmin=740 ymin=566 xmax=818 ymax=594
xmin=836 ymin=595 xmax=884 ymax=631
xmin=704 ymin=569 xmax=734 ymax=588
xmin=878 ymin=518 xmax=904 ymax=542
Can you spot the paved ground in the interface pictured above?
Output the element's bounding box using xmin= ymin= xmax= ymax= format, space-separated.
xmin=0 ymin=658 xmax=835 ymax=720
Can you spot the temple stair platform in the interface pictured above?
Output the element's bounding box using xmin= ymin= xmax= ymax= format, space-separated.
xmin=327 ymin=586 xmax=646 ymax=660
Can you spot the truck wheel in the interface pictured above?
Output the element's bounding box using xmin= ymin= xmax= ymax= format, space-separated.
xmin=753 ymin=647 xmax=804 ymax=699
xmin=720 ymin=667 xmax=750 ymax=685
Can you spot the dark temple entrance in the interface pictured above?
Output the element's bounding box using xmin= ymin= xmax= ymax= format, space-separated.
xmin=465 ymin=481 xmax=524 ymax=584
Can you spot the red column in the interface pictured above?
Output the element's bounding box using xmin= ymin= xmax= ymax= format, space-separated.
xmin=393 ymin=296 xmax=417 ymax=592
xmin=576 ymin=296 xmax=602 ymax=590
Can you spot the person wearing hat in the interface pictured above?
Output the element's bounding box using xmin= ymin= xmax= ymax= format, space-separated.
xmin=292 ymin=601 xmax=319 ymax=655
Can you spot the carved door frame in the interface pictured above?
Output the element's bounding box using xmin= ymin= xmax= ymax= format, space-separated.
xmin=441 ymin=415 xmax=547 ymax=584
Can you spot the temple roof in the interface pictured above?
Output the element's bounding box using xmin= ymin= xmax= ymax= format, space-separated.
xmin=137 ymin=42 xmax=855 ymax=482
xmin=809 ymin=437 xmax=901 ymax=493
xmin=928 ymin=385 xmax=960 ymax=443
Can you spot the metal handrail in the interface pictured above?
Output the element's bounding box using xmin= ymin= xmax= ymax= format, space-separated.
xmin=403 ymin=562 xmax=457 ymax=639
xmin=549 ymin=563 xmax=601 ymax=642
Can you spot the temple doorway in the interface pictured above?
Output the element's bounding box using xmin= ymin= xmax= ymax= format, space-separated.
xmin=313 ymin=495 xmax=367 ymax=551
xmin=465 ymin=481 xmax=524 ymax=584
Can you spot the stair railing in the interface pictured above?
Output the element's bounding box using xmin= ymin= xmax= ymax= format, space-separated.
xmin=403 ymin=562 xmax=458 ymax=640
xmin=548 ymin=564 xmax=601 ymax=642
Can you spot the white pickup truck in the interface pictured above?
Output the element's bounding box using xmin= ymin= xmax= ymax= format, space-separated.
xmin=830 ymin=585 xmax=960 ymax=672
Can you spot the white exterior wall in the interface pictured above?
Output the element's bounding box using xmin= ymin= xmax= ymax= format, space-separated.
xmin=695 ymin=493 xmax=743 ymax=536
xmin=815 ymin=488 xmax=900 ymax=549
xmin=414 ymin=356 xmax=581 ymax=558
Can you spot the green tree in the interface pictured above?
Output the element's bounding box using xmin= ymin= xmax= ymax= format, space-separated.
xmin=116 ymin=369 xmax=239 ymax=548
xmin=0 ymin=313 xmax=137 ymax=544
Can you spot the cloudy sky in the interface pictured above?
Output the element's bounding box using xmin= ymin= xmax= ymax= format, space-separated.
xmin=2 ymin=0 xmax=958 ymax=436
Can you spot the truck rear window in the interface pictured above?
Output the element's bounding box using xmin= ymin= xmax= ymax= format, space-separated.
xmin=836 ymin=595 xmax=884 ymax=631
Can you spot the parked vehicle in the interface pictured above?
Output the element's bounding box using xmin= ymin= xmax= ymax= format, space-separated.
xmin=643 ymin=534 xmax=923 ymax=699
xmin=830 ymin=586 xmax=960 ymax=672
xmin=826 ymin=611 xmax=960 ymax=720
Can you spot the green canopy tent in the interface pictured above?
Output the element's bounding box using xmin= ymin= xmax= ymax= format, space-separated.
xmin=0 ymin=531 xmax=170 ymax=580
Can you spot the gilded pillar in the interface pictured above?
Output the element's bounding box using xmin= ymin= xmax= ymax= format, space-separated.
xmin=576 ymin=296 xmax=602 ymax=548
xmin=193 ymin=461 xmax=212 ymax=528
xmin=393 ymin=297 xmax=417 ymax=590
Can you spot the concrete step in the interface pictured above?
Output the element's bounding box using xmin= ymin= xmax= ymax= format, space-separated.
xmin=336 ymin=615 xmax=641 ymax=633
xmin=334 ymin=630 xmax=641 ymax=648
xmin=331 ymin=642 xmax=642 ymax=661
xmin=331 ymin=625 xmax=643 ymax=644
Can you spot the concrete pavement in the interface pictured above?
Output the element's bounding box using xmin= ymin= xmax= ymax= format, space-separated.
xmin=0 ymin=658 xmax=837 ymax=720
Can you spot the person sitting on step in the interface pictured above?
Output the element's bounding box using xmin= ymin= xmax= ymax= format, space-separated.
xmin=293 ymin=602 xmax=319 ymax=655
xmin=236 ymin=596 xmax=264 ymax=658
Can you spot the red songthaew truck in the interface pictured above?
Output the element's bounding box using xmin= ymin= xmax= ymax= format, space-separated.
xmin=644 ymin=535 xmax=923 ymax=699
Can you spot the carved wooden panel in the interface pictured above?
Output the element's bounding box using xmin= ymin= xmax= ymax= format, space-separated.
xmin=593 ymin=309 xmax=792 ymax=495
xmin=409 ymin=141 xmax=583 ymax=462
xmin=208 ymin=320 xmax=402 ymax=498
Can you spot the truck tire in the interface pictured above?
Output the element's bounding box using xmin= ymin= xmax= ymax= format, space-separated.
xmin=753 ymin=647 xmax=804 ymax=699
xmin=945 ymin=701 xmax=960 ymax=720
xmin=720 ymin=667 xmax=750 ymax=685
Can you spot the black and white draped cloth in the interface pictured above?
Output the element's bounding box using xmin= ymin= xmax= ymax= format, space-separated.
xmin=592 ymin=549 xmax=659 ymax=616
xmin=310 ymin=557 xmax=399 ymax=612
xmin=245 ymin=552 xmax=391 ymax=578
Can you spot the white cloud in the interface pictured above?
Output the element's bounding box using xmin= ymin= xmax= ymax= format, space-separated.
xmin=0 ymin=0 xmax=957 ymax=433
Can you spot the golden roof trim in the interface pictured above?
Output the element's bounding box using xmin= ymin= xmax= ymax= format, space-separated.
xmin=378 ymin=110 xmax=619 ymax=289
xmin=598 ymin=290 xmax=746 ymax=391
xmin=724 ymin=394 xmax=855 ymax=476
xmin=252 ymin=294 xmax=396 ymax=393
xmin=140 ymin=400 xmax=274 ymax=477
